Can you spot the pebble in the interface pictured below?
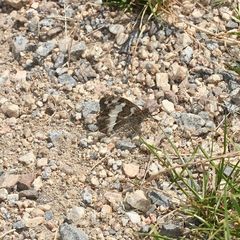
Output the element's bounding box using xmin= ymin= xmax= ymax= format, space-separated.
xmin=19 ymin=189 xmax=39 ymax=200
xmin=109 ymin=24 xmax=125 ymax=35
xmin=25 ymin=216 xmax=45 ymax=228
xmin=160 ymin=223 xmax=183 ymax=238
xmin=162 ymin=99 xmax=175 ymax=113
xmin=0 ymin=173 xmax=19 ymax=189
xmin=58 ymin=74 xmax=77 ymax=87
xmin=148 ymin=191 xmax=170 ymax=208
xmin=36 ymin=158 xmax=48 ymax=168
xmin=19 ymin=152 xmax=36 ymax=165
xmin=0 ymin=188 xmax=8 ymax=201
xmin=156 ymin=73 xmax=170 ymax=91
xmin=66 ymin=206 xmax=85 ymax=223
xmin=32 ymin=176 xmax=43 ymax=191
xmin=5 ymin=0 xmax=23 ymax=9
xmin=81 ymin=100 xmax=100 ymax=118
xmin=36 ymin=41 xmax=56 ymax=57
xmin=125 ymin=190 xmax=152 ymax=213
xmin=59 ymin=223 xmax=89 ymax=240
xmin=70 ymin=42 xmax=86 ymax=60
xmin=116 ymin=32 xmax=129 ymax=45
xmin=1 ymin=102 xmax=20 ymax=118
xmin=13 ymin=220 xmax=26 ymax=230
xmin=181 ymin=46 xmax=193 ymax=63
xmin=17 ymin=173 xmax=36 ymax=190
xmin=41 ymin=167 xmax=52 ymax=179
xmin=125 ymin=211 xmax=141 ymax=224
xmin=122 ymin=163 xmax=139 ymax=178
xmin=116 ymin=139 xmax=136 ymax=150
xmin=81 ymin=189 xmax=93 ymax=204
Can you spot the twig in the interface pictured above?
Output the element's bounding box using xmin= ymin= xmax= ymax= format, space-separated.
xmin=145 ymin=151 xmax=240 ymax=183
xmin=0 ymin=229 xmax=16 ymax=239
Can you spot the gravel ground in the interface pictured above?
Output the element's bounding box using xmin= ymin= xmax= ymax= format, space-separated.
xmin=0 ymin=0 xmax=240 ymax=239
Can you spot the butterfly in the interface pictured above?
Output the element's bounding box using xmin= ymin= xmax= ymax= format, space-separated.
xmin=97 ymin=95 xmax=149 ymax=134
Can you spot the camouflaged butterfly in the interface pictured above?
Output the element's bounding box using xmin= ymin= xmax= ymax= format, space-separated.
xmin=97 ymin=95 xmax=149 ymax=134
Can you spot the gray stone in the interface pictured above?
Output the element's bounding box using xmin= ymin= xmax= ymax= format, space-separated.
xmin=81 ymin=101 xmax=100 ymax=118
xmin=42 ymin=167 xmax=52 ymax=180
xmin=54 ymin=52 xmax=66 ymax=68
xmin=148 ymin=191 xmax=170 ymax=208
xmin=226 ymin=20 xmax=238 ymax=29
xmin=11 ymin=35 xmax=28 ymax=55
xmin=36 ymin=41 xmax=56 ymax=57
xmin=59 ymin=223 xmax=88 ymax=240
xmin=109 ymin=24 xmax=125 ymax=35
xmin=125 ymin=190 xmax=152 ymax=213
xmin=66 ymin=206 xmax=85 ymax=223
xmin=70 ymin=42 xmax=86 ymax=60
xmin=160 ymin=223 xmax=182 ymax=238
xmin=181 ymin=46 xmax=193 ymax=63
xmin=81 ymin=189 xmax=93 ymax=204
xmin=206 ymin=41 xmax=218 ymax=51
xmin=13 ymin=220 xmax=26 ymax=230
xmin=45 ymin=210 xmax=53 ymax=220
xmin=74 ymin=60 xmax=97 ymax=82
xmin=116 ymin=139 xmax=136 ymax=150
xmin=87 ymin=124 xmax=98 ymax=132
xmin=19 ymin=190 xmax=39 ymax=200
xmin=48 ymin=131 xmax=64 ymax=146
xmin=174 ymin=112 xmax=215 ymax=135
xmin=58 ymin=74 xmax=77 ymax=87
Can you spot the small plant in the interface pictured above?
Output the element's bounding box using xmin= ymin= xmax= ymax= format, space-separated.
xmin=141 ymin=117 xmax=240 ymax=239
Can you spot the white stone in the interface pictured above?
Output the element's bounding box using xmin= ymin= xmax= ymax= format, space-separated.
xmin=162 ymin=100 xmax=175 ymax=113
xmin=19 ymin=152 xmax=36 ymax=165
xmin=1 ymin=102 xmax=19 ymax=118
xmin=126 ymin=211 xmax=141 ymax=224
xmin=156 ymin=73 xmax=170 ymax=91
xmin=123 ymin=163 xmax=139 ymax=178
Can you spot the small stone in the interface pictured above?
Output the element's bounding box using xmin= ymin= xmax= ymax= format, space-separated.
xmin=58 ymin=74 xmax=77 ymax=87
xmin=206 ymin=74 xmax=222 ymax=84
xmin=226 ymin=20 xmax=238 ymax=29
xmin=123 ymin=163 xmax=139 ymax=178
xmin=19 ymin=152 xmax=36 ymax=165
xmin=116 ymin=139 xmax=136 ymax=150
xmin=0 ymin=188 xmax=8 ymax=201
xmin=125 ymin=190 xmax=152 ymax=212
xmin=101 ymin=205 xmax=112 ymax=215
xmin=17 ymin=173 xmax=36 ymax=190
xmin=13 ymin=220 xmax=26 ymax=230
xmin=138 ymin=47 xmax=148 ymax=60
xmin=160 ymin=223 xmax=183 ymax=238
xmin=32 ymin=176 xmax=43 ymax=191
xmin=48 ymin=131 xmax=64 ymax=147
xmin=148 ymin=191 xmax=170 ymax=208
xmin=104 ymin=191 xmax=123 ymax=206
xmin=116 ymin=32 xmax=129 ymax=45
xmin=0 ymin=173 xmax=19 ymax=189
xmin=90 ymin=176 xmax=99 ymax=186
xmin=45 ymin=210 xmax=54 ymax=221
xmin=59 ymin=223 xmax=89 ymax=240
xmin=178 ymin=33 xmax=193 ymax=48
xmin=109 ymin=24 xmax=125 ymax=35
xmin=7 ymin=193 xmax=19 ymax=204
xmin=81 ymin=189 xmax=93 ymax=204
xmin=42 ymin=167 xmax=52 ymax=180
xmin=36 ymin=158 xmax=48 ymax=168
xmin=126 ymin=211 xmax=141 ymax=224
xmin=181 ymin=46 xmax=193 ymax=63
xmin=1 ymin=102 xmax=19 ymax=118
xmin=156 ymin=73 xmax=170 ymax=91
xmin=81 ymin=100 xmax=100 ymax=118
xmin=191 ymin=9 xmax=204 ymax=18
xmin=19 ymin=189 xmax=39 ymax=200
xmin=25 ymin=217 xmax=45 ymax=228
xmin=162 ymin=100 xmax=175 ymax=113
xmin=36 ymin=41 xmax=56 ymax=57
xmin=5 ymin=0 xmax=23 ymax=9
xmin=171 ymin=62 xmax=188 ymax=82
xmin=70 ymin=42 xmax=86 ymax=60
xmin=66 ymin=206 xmax=85 ymax=223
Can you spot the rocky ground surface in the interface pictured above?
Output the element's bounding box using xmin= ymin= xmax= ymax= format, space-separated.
xmin=0 ymin=0 xmax=240 ymax=239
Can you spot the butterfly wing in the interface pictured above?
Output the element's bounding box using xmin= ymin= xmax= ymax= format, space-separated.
xmin=97 ymin=95 xmax=145 ymax=134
